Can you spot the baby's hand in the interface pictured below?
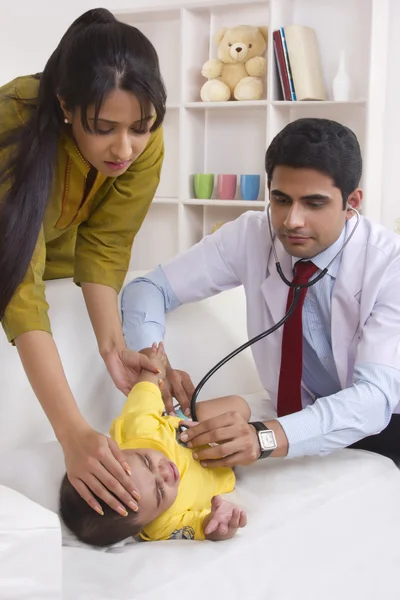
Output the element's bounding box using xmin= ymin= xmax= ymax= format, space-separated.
xmin=203 ymin=495 xmax=247 ymax=541
xmin=147 ymin=342 xmax=168 ymax=379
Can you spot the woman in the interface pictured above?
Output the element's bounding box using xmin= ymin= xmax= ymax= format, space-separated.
xmin=0 ymin=8 xmax=166 ymax=517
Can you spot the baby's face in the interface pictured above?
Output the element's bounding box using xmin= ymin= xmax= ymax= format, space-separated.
xmin=123 ymin=448 xmax=180 ymax=527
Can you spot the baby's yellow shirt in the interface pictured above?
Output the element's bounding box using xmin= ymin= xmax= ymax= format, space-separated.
xmin=110 ymin=381 xmax=235 ymax=541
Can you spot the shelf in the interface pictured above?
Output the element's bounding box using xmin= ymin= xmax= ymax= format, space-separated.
xmin=112 ymin=0 xmax=386 ymax=268
xmin=184 ymin=100 xmax=268 ymax=109
xmin=271 ymin=100 xmax=367 ymax=107
xmin=153 ymin=197 xmax=180 ymax=205
xmin=183 ymin=199 xmax=266 ymax=207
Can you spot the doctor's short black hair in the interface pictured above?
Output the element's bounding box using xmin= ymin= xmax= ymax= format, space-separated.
xmin=265 ymin=118 xmax=362 ymax=209
xmin=59 ymin=473 xmax=141 ymax=547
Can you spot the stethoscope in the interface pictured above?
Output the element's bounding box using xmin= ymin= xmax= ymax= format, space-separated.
xmin=189 ymin=203 xmax=361 ymax=420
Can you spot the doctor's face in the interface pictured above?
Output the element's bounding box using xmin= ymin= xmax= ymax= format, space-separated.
xmin=269 ymin=166 xmax=362 ymax=259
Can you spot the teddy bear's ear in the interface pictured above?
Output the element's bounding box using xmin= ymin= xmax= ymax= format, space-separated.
xmin=259 ymin=26 xmax=269 ymax=44
xmin=214 ymin=28 xmax=227 ymax=45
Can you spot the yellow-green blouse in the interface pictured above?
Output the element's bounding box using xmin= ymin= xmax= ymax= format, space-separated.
xmin=0 ymin=76 xmax=164 ymax=342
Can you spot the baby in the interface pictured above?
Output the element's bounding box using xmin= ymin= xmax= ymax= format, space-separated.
xmin=60 ymin=343 xmax=249 ymax=545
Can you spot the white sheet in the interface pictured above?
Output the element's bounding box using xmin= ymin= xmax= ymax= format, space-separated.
xmin=2 ymin=278 xmax=400 ymax=599
xmin=0 ymin=486 xmax=62 ymax=600
xmin=62 ymin=450 xmax=400 ymax=600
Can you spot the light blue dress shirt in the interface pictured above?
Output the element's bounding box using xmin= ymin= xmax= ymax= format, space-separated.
xmin=121 ymin=227 xmax=400 ymax=458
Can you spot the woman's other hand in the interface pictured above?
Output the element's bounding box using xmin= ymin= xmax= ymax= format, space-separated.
xmin=104 ymin=347 xmax=159 ymax=395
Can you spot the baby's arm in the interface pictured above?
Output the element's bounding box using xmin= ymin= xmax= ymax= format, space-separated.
xmin=144 ymin=500 xmax=246 ymax=542
xmin=203 ymin=496 xmax=247 ymax=541
xmin=196 ymin=395 xmax=251 ymax=423
xmin=136 ymin=342 xmax=167 ymax=387
xmin=110 ymin=344 xmax=168 ymax=441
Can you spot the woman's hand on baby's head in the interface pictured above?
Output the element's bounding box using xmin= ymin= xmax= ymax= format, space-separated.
xmin=61 ymin=426 xmax=140 ymax=517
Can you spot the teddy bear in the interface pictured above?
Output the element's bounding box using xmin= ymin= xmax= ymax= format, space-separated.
xmin=200 ymin=25 xmax=268 ymax=102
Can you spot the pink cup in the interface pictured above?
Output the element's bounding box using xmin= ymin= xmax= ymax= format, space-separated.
xmin=217 ymin=174 xmax=237 ymax=200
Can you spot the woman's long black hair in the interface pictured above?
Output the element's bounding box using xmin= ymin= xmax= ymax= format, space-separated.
xmin=0 ymin=8 xmax=166 ymax=319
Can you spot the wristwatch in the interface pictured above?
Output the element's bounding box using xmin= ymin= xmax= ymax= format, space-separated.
xmin=250 ymin=422 xmax=277 ymax=459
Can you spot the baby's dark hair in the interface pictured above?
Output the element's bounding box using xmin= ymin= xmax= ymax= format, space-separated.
xmin=59 ymin=473 xmax=141 ymax=547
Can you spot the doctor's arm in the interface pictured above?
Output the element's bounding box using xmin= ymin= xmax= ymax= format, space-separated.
xmin=121 ymin=215 xmax=246 ymax=413
xmin=180 ymin=262 xmax=400 ymax=464
xmin=180 ymin=363 xmax=400 ymax=465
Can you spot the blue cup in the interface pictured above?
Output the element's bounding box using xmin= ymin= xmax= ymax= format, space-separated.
xmin=240 ymin=174 xmax=260 ymax=201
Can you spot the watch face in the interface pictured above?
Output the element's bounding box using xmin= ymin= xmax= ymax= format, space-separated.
xmin=259 ymin=430 xmax=277 ymax=450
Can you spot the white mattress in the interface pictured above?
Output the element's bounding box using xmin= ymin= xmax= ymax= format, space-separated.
xmin=1 ymin=279 xmax=400 ymax=599
xmin=61 ymin=449 xmax=400 ymax=600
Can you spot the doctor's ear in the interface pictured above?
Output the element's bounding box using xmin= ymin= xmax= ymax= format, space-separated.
xmin=345 ymin=189 xmax=363 ymax=219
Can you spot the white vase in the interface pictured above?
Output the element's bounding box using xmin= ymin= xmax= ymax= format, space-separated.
xmin=333 ymin=50 xmax=351 ymax=101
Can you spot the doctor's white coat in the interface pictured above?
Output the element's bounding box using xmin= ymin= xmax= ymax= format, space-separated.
xmin=163 ymin=211 xmax=400 ymax=418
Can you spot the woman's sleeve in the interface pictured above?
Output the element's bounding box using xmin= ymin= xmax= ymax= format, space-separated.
xmin=73 ymin=126 xmax=164 ymax=293
xmin=1 ymin=227 xmax=51 ymax=342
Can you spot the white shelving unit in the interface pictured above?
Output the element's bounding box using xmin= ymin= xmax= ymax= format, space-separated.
xmin=116 ymin=0 xmax=389 ymax=271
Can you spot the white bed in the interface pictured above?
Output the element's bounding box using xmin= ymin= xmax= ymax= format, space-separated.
xmin=1 ymin=275 xmax=400 ymax=600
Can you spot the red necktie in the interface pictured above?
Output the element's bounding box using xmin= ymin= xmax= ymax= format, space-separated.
xmin=277 ymin=261 xmax=319 ymax=417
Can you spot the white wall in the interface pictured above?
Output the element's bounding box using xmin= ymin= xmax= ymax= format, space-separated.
xmin=0 ymin=0 xmax=205 ymax=87
xmin=0 ymin=0 xmax=398 ymax=231
xmin=381 ymin=0 xmax=400 ymax=233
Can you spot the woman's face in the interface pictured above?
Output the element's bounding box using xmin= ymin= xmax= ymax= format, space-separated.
xmin=60 ymin=88 xmax=155 ymax=176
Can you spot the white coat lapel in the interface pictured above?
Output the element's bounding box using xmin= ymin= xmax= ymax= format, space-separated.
xmin=331 ymin=217 xmax=366 ymax=388
xmin=261 ymin=236 xmax=293 ymax=323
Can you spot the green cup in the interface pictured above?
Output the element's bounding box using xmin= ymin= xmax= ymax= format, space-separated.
xmin=193 ymin=173 xmax=214 ymax=199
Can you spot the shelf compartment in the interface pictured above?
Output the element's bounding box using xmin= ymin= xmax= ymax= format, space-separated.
xmin=118 ymin=9 xmax=181 ymax=106
xmin=203 ymin=204 xmax=266 ymax=236
xmin=182 ymin=2 xmax=269 ymax=103
xmin=131 ymin=204 xmax=179 ymax=271
xmin=270 ymin=0 xmax=371 ymax=102
xmin=181 ymin=106 xmax=267 ymax=200
xmin=268 ymin=102 xmax=367 ymax=152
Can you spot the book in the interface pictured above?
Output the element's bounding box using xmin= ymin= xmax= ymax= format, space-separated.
xmin=273 ymin=30 xmax=292 ymax=100
xmin=283 ymin=24 xmax=326 ymax=101
xmin=280 ymin=27 xmax=297 ymax=101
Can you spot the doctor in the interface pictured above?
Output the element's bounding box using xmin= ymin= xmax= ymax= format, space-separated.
xmin=121 ymin=118 xmax=400 ymax=466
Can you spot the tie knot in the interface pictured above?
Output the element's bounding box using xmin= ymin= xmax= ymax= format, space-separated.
xmin=293 ymin=260 xmax=318 ymax=284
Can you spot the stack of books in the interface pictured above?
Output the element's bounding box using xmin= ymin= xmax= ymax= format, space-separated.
xmin=273 ymin=25 xmax=326 ymax=101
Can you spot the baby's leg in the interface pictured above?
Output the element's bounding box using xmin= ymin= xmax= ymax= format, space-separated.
xmin=195 ymin=395 xmax=250 ymax=423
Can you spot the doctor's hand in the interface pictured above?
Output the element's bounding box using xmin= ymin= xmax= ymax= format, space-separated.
xmin=162 ymin=365 xmax=195 ymax=416
xmin=180 ymin=412 xmax=261 ymax=467
xmin=139 ymin=347 xmax=195 ymax=416
xmin=61 ymin=425 xmax=140 ymax=516
xmin=104 ymin=347 xmax=159 ymax=396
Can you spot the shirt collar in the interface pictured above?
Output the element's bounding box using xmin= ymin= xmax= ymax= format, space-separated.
xmin=61 ymin=130 xmax=92 ymax=176
xmin=291 ymin=224 xmax=347 ymax=279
